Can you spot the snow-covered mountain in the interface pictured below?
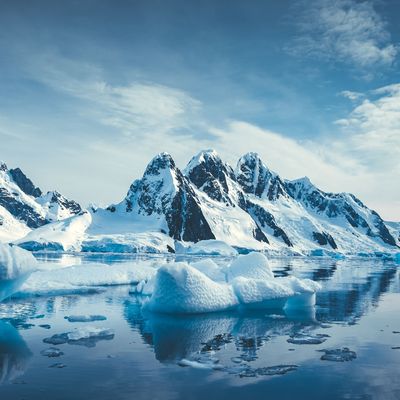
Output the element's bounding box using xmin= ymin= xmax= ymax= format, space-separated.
xmin=0 ymin=161 xmax=82 ymax=242
xmin=11 ymin=151 xmax=400 ymax=255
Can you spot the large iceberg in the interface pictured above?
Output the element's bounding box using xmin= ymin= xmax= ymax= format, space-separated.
xmin=0 ymin=243 xmax=37 ymax=301
xmin=144 ymin=263 xmax=239 ymax=314
xmin=144 ymin=253 xmax=320 ymax=314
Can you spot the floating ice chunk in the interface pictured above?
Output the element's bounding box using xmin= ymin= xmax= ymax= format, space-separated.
xmin=49 ymin=363 xmax=67 ymax=368
xmin=227 ymin=252 xmax=273 ymax=282
xmin=319 ymin=347 xmax=356 ymax=361
xmin=0 ymin=243 xmax=37 ymax=281
xmin=19 ymin=262 xmax=156 ymax=296
xmin=0 ymin=244 xmax=37 ymax=301
xmin=178 ymin=358 xmax=223 ymax=370
xmin=40 ymin=348 xmax=64 ymax=358
xmin=43 ymin=333 xmax=69 ymax=345
xmin=144 ymin=263 xmax=239 ymax=314
xmin=287 ymin=334 xmax=329 ymax=345
xmin=255 ymin=365 xmax=298 ymax=376
xmin=180 ymin=240 xmax=238 ymax=257
xmin=190 ymin=259 xmax=226 ymax=282
xmin=65 ymin=315 xmax=107 ymax=323
xmin=43 ymin=327 xmax=114 ymax=347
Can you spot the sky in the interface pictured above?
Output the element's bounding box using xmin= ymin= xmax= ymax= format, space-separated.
xmin=0 ymin=0 xmax=399 ymax=220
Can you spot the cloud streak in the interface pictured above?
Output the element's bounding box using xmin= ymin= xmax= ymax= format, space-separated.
xmin=290 ymin=0 xmax=398 ymax=71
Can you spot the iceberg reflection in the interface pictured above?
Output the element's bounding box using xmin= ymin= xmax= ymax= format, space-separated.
xmin=0 ymin=320 xmax=32 ymax=384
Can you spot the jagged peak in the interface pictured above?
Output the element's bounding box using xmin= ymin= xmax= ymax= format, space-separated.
xmin=183 ymin=149 xmax=224 ymax=175
xmin=144 ymin=152 xmax=176 ymax=176
xmin=289 ymin=176 xmax=314 ymax=189
xmin=0 ymin=161 xmax=7 ymax=172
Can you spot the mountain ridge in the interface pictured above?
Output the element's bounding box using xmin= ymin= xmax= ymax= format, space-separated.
xmin=2 ymin=151 xmax=399 ymax=254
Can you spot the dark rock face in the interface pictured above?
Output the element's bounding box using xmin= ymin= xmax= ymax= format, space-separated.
xmin=246 ymin=200 xmax=292 ymax=247
xmin=122 ymin=153 xmax=215 ymax=242
xmin=0 ymin=187 xmax=47 ymax=228
xmin=312 ymin=232 xmax=337 ymax=249
xmin=236 ymin=153 xmax=287 ymax=200
xmin=285 ymin=179 xmax=397 ymax=248
xmin=9 ymin=168 xmax=42 ymax=198
xmin=0 ymin=164 xmax=82 ymax=229
xmin=48 ymin=191 xmax=82 ymax=216
xmin=185 ymin=151 xmax=236 ymax=205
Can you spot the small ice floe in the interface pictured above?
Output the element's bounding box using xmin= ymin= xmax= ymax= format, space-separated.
xmin=65 ymin=315 xmax=107 ymax=323
xmin=39 ymin=324 xmax=51 ymax=330
xmin=178 ymin=355 xmax=223 ymax=370
xmin=43 ymin=327 xmax=114 ymax=348
xmin=287 ymin=333 xmax=329 ymax=345
xmin=49 ymin=363 xmax=66 ymax=368
xmin=40 ymin=348 xmax=64 ymax=358
xmin=236 ymin=364 xmax=298 ymax=378
xmin=319 ymin=347 xmax=357 ymax=362
xmin=144 ymin=252 xmax=320 ymax=314
xmin=0 ymin=243 xmax=37 ymax=302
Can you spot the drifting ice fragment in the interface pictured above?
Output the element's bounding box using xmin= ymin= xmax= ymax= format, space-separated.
xmin=65 ymin=315 xmax=107 ymax=323
xmin=319 ymin=347 xmax=356 ymax=361
xmin=40 ymin=348 xmax=64 ymax=358
xmin=287 ymin=334 xmax=329 ymax=345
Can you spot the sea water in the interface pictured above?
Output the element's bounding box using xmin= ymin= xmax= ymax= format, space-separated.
xmin=0 ymin=254 xmax=399 ymax=400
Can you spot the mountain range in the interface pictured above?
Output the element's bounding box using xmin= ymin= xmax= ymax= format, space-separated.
xmin=1 ymin=151 xmax=399 ymax=255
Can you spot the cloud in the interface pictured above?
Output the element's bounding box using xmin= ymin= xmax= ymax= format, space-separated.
xmin=12 ymin=53 xmax=400 ymax=220
xmin=27 ymin=55 xmax=202 ymax=138
xmin=290 ymin=0 xmax=398 ymax=70
xmin=335 ymin=83 xmax=400 ymax=172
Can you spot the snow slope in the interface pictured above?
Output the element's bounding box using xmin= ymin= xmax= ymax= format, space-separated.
xmin=0 ymin=161 xmax=81 ymax=242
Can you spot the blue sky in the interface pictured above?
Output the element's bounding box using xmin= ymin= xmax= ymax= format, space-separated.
xmin=1 ymin=0 xmax=399 ymax=220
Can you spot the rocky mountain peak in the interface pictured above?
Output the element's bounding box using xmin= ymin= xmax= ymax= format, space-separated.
xmin=9 ymin=167 xmax=42 ymax=198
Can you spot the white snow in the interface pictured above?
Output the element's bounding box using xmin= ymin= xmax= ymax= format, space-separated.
xmin=0 ymin=206 xmax=30 ymax=243
xmin=227 ymin=252 xmax=274 ymax=281
xmin=14 ymin=212 xmax=91 ymax=251
xmin=190 ymin=259 xmax=226 ymax=282
xmin=0 ymin=243 xmax=37 ymax=281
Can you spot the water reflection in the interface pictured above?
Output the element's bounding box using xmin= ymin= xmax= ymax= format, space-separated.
xmin=122 ymin=258 xmax=399 ymax=365
xmin=124 ymin=299 xmax=318 ymax=363
xmin=0 ymin=320 xmax=32 ymax=384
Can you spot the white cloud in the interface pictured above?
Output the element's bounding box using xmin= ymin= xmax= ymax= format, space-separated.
xmin=13 ymin=54 xmax=400 ymax=220
xmin=335 ymin=83 xmax=400 ymax=172
xmin=340 ymin=90 xmax=364 ymax=101
xmin=29 ymin=56 xmax=202 ymax=138
xmin=291 ymin=0 xmax=398 ymax=70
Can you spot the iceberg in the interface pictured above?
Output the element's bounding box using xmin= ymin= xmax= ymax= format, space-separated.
xmin=19 ymin=262 xmax=156 ymax=296
xmin=144 ymin=263 xmax=239 ymax=314
xmin=0 ymin=243 xmax=37 ymax=302
xmin=143 ymin=253 xmax=320 ymax=314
